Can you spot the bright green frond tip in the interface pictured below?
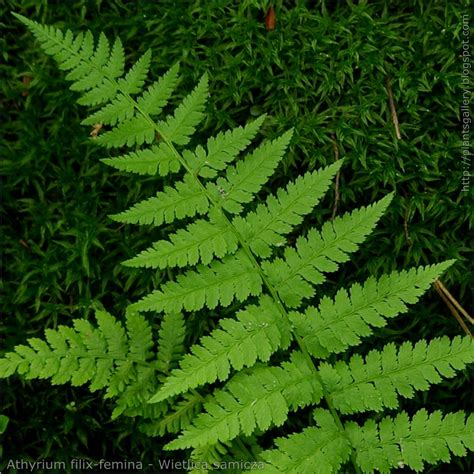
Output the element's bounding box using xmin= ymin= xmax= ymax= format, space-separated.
xmin=7 ymin=14 xmax=472 ymax=474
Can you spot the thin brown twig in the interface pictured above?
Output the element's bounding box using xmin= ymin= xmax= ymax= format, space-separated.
xmin=385 ymin=76 xmax=470 ymax=335
xmin=331 ymin=135 xmax=340 ymax=220
xmin=435 ymin=279 xmax=474 ymax=325
xmin=385 ymin=83 xmax=470 ymax=333
xmin=403 ymin=204 xmax=412 ymax=247
xmin=386 ymin=77 xmax=401 ymax=140
xmin=433 ymin=280 xmax=472 ymax=337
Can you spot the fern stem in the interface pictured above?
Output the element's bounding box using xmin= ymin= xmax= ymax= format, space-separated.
xmin=235 ymin=438 xmax=257 ymax=463
xmin=190 ymin=388 xmax=206 ymax=404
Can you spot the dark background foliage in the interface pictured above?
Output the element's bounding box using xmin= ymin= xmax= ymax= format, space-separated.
xmin=1 ymin=0 xmax=472 ymax=472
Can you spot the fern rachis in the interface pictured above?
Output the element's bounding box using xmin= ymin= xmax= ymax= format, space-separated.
xmin=2 ymin=13 xmax=473 ymax=473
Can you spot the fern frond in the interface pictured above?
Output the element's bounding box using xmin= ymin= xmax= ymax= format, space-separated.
xmin=0 ymin=309 xmax=154 ymax=396
xmin=346 ymin=410 xmax=474 ymax=473
xmin=207 ymin=130 xmax=293 ymax=214
xmin=70 ymin=36 xmax=114 ymax=104
xmin=136 ymin=63 xmax=180 ymax=116
xmin=124 ymin=209 xmax=238 ymax=269
xmin=11 ymin=16 xmax=130 ymax=113
xmin=139 ymin=392 xmax=203 ymax=437
xmin=101 ymin=143 xmax=180 ymax=176
xmin=262 ymin=194 xmax=393 ymax=307
xmin=111 ymin=365 xmax=159 ymax=419
xmin=320 ymin=336 xmax=474 ymax=414
xmin=150 ymin=296 xmax=292 ymax=403
xmin=87 ymin=61 xmax=179 ymax=140
xmin=165 ymin=351 xmax=322 ymax=450
xmin=260 ymin=409 xmax=352 ymax=474
xmin=192 ymin=115 xmax=267 ymax=178
xmin=110 ymin=174 xmax=208 ymax=226
xmin=156 ymin=312 xmax=186 ymax=374
xmin=66 ymin=33 xmax=109 ymax=90
xmin=103 ymin=37 xmax=125 ymax=78
xmin=118 ymin=49 xmax=152 ymax=94
xmin=77 ymin=77 xmax=117 ymax=107
xmin=190 ymin=442 xmax=229 ymax=472
xmin=127 ymin=310 xmax=154 ymax=360
xmin=290 ymin=261 xmax=454 ymax=358
xmin=95 ymin=115 xmax=155 ymax=148
xmin=14 ymin=16 xmax=473 ymax=474
xmin=130 ymin=250 xmax=262 ymax=314
xmin=190 ymin=437 xmax=261 ymax=473
xmin=233 ymin=162 xmax=343 ymax=258
xmin=81 ymin=93 xmax=133 ymax=126
xmin=158 ymin=74 xmax=209 ymax=145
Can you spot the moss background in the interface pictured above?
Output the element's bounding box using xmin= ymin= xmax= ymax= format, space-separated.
xmin=1 ymin=0 xmax=472 ymax=472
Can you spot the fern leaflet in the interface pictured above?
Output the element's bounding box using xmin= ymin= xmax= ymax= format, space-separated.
xmin=290 ymin=261 xmax=454 ymax=358
xmin=166 ymin=352 xmax=322 ymax=450
xmin=156 ymin=312 xmax=186 ymax=374
xmin=111 ymin=174 xmax=208 ymax=226
xmin=124 ymin=209 xmax=238 ymax=269
xmin=262 ymin=194 xmax=394 ymax=307
xmin=150 ymin=295 xmax=292 ymax=402
xmin=320 ymin=336 xmax=474 ymax=414
xmin=346 ymin=410 xmax=474 ymax=473
xmin=260 ymin=409 xmax=352 ymax=473
xmin=130 ymin=250 xmax=262 ymax=313
xmin=100 ymin=142 xmax=180 ymax=176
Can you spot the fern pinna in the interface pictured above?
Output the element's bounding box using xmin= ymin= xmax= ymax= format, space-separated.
xmin=2 ymin=14 xmax=473 ymax=473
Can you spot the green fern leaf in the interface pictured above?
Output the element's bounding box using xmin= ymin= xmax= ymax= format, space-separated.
xmin=81 ymin=93 xmax=133 ymax=126
xmin=260 ymin=409 xmax=352 ymax=473
xmin=101 ymin=142 xmax=180 ymax=176
xmin=64 ymin=31 xmax=95 ymax=82
xmin=208 ymin=130 xmax=293 ymax=214
xmin=150 ymin=295 xmax=292 ymax=403
xmin=103 ymin=37 xmax=125 ymax=78
xmin=127 ymin=311 xmax=154 ymax=361
xmin=263 ymin=193 xmax=394 ymax=307
xmin=111 ymin=365 xmax=159 ymax=419
xmin=130 ymin=250 xmax=262 ymax=313
xmin=290 ymin=261 xmax=454 ymax=358
xmin=95 ymin=115 xmax=155 ymax=148
xmin=68 ymin=36 xmax=110 ymax=91
xmin=156 ymin=312 xmax=186 ymax=374
xmin=166 ymin=352 xmax=322 ymax=450
xmin=140 ymin=392 xmax=203 ymax=436
xmin=11 ymin=16 xmax=102 ymax=94
xmin=346 ymin=410 xmax=474 ymax=473
xmin=136 ymin=63 xmax=180 ymax=116
xmin=92 ymin=32 xmax=110 ymax=64
xmin=77 ymin=78 xmax=117 ymax=106
xmin=74 ymin=33 xmax=118 ymax=105
xmin=321 ymin=336 xmax=474 ymax=414
xmin=12 ymin=16 xmax=473 ymax=474
xmin=118 ymin=49 xmax=152 ymax=95
xmin=54 ymin=32 xmax=84 ymax=70
xmin=233 ymin=161 xmax=343 ymax=258
xmin=158 ymin=74 xmax=209 ymax=145
xmin=0 ymin=309 xmax=155 ymax=399
xmin=192 ymin=115 xmax=267 ymax=178
xmin=110 ymin=174 xmax=208 ymax=226
xmin=124 ymin=209 xmax=238 ymax=269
